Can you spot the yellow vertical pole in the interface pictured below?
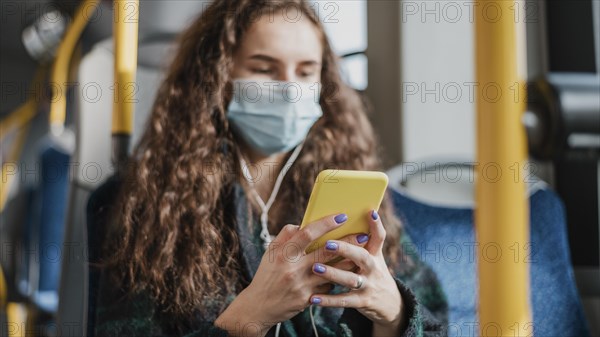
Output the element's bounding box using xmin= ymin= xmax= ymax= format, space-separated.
xmin=112 ymin=0 xmax=139 ymax=168
xmin=0 ymin=67 xmax=45 ymax=212
xmin=0 ymin=267 xmax=6 ymax=308
xmin=2 ymin=268 xmax=27 ymax=337
xmin=474 ymin=0 xmax=532 ymax=336
xmin=48 ymin=0 xmax=101 ymax=136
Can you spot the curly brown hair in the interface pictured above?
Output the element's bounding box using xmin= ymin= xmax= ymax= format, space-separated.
xmin=104 ymin=0 xmax=405 ymax=321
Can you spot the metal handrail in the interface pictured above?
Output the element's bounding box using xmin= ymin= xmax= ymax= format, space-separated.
xmin=48 ymin=0 xmax=102 ymax=136
xmin=111 ymin=0 xmax=139 ymax=171
xmin=475 ymin=0 xmax=533 ymax=335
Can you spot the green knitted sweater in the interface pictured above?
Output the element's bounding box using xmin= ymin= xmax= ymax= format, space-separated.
xmin=94 ymin=183 xmax=448 ymax=337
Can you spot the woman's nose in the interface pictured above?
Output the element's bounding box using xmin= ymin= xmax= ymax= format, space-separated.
xmin=278 ymin=68 xmax=297 ymax=82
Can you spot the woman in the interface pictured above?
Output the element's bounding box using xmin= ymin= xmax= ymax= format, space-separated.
xmin=94 ymin=1 xmax=447 ymax=336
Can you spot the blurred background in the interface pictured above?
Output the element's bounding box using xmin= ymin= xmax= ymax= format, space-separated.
xmin=0 ymin=0 xmax=598 ymax=336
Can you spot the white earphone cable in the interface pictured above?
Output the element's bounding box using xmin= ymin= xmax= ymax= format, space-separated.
xmin=239 ymin=142 xmax=319 ymax=337
xmin=239 ymin=142 xmax=304 ymax=249
xmin=309 ymin=305 xmax=319 ymax=337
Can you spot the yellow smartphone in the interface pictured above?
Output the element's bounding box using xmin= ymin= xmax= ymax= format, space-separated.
xmin=299 ymin=169 xmax=389 ymax=253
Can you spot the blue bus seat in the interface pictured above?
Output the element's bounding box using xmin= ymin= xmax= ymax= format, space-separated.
xmin=390 ymin=186 xmax=591 ymax=336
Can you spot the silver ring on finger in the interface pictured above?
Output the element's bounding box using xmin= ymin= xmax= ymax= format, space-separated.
xmin=353 ymin=275 xmax=365 ymax=290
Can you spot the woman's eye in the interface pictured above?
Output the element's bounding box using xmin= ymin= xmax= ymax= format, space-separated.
xmin=251 ymin=68 xmax=273 ymax=74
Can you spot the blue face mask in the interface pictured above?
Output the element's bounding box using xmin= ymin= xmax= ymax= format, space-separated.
xmin=226 ymin=79 xmax=323 ymax=156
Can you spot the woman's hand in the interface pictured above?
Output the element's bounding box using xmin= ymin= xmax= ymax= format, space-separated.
xmin=308 ymin=210 xmax=408 ymax=335
xmin=215 ymin=213 xmax=367 ymax=337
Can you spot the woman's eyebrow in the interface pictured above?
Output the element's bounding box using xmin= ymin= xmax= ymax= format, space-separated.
xmin=248 ymin=54 xmax=279 ymax=64
xmin=299 ymin=60 xmax=321 ymax=67
xmin=248 ymin=54 xmax=321 ymax=66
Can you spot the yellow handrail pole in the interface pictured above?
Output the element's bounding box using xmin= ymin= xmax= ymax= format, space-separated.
xmin=0 ymin=124 xmax=31 ymax=213
xmin=0 ymin=93 xmax=37 ymax=139
xmin=48 ymin=0 xmax=101 ymax=136
xmin=2 ymin=267 xmax=27 ymax=337
xmin=0 ymin=266 xmax=6 ymax=308
xmin=111 ymin=0 xmax=139 ymax=170
xmin=0 ymin=67 xmax=47 ymax=213
xmin=475 ymin=0 xmax=532 ymax=336
xmin=0 ymin=67 xmax=48 ymax=141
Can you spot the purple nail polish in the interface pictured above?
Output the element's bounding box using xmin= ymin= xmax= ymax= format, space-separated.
xmin=357 ymin=234 xmax=369 ymax=244
xmin=311 ymin=297 xmax=322 ymax=305
xmin=371 ymin=210 xmax=379 ymax=220
xmin=313 ymin=263 xmax=326 ymax=274
xmin=325 ymin=241 xmax=338 ymax=251
xmin=334 ymin=213 xmax=348 ymax=224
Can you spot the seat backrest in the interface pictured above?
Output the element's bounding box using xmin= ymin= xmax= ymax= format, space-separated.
xmin=56 ymin=38 xmax=168 ymax=336
xmin=388 ymin=179 xmax=591 ymax=336
xmin=85 ymin=175 xmax=121 ymax=337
